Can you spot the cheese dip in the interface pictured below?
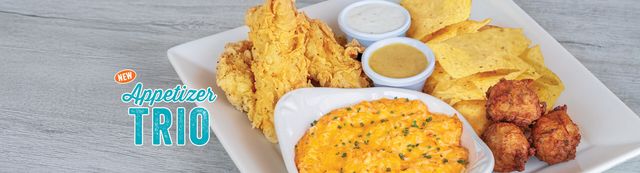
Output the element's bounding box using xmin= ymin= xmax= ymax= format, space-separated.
xmin=369 ymin=43 xmax=428 ymax=78
xmin=346 ymin=3 xmax=407 ymax=34
xmin=295 ymin=98 xmax=469 ymax=173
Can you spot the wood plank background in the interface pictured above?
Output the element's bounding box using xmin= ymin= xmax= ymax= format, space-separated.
xmin=0 ymin=0 xmax=638 ymax=172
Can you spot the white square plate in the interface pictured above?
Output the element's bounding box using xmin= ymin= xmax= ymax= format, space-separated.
xmin=167 ymin=0 xmax=640 ymax=172
xmin=274 ymin=87 xmax=494 ymax=173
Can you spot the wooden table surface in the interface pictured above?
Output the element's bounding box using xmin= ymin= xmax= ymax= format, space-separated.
xmin=1 ymin=0 xmax=638 ymax=172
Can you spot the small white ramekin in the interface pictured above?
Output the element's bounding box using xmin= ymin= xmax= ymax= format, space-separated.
xmin=338 ymin=0 xmax=411 ymax=47
xmin=362 ymin=37 xmax=436 ymax=91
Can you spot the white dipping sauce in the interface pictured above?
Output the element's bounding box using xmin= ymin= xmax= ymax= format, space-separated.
xmin=346 ymin=3 xmax=407 ymax=34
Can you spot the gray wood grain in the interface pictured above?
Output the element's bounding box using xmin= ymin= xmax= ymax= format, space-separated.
xmin=0 ymin=0 xmax=637 ymax=172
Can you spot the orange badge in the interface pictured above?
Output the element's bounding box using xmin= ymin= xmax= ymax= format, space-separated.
xmin=114 ymin=69 xmax=137 ymax=84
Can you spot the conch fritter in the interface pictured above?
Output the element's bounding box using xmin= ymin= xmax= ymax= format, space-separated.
xmin=532 ymin=105 xmax=581 ymax=165
xmin=296 ymin=98 xmax=468 ymax=173
xmin=486 ymin=79 xmax=545 ymax=127
xmin=482 ymin=122 xmax=534 ymax=172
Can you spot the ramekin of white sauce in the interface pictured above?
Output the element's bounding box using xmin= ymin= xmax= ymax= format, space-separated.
xmin=338 ymin=0 xmax=411 ymax=47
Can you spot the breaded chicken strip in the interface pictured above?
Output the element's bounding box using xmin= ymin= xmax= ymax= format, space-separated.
xmin=304 ymin=19 xmax=370 ymax=88
xmin=216 ymin=41 xmax=255 ymax=114
xmin=246 ymin=0 xmax=311 ymax=142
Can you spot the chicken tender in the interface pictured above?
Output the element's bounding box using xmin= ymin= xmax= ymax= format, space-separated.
xmin=305 ymin=19 xmax=370 ymax=88
xmin=216 ymin=0 xmax=371 ymax=143
xmin=532 ymin=105 xmax=581 ymax=165
xmin=482 ymin=122 xmax=534 ymax=172
xmin=486 ymin=79 xmax=545 ymax=127
xmin=216 ymin=41 xmax=255 ymax=114
xmin=246 ymin=0 xmax=312 ymax=142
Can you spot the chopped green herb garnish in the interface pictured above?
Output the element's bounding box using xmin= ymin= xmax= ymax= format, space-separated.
xmin=364 ymin=140 xmax=369 ymax=145
xmin=399 ymin=153 xmax=405 ymax=160
xmin=423 ymin=154 xmax=432 ymax=159
xmin=360 ymin=122 xmax=365 ymax=127
xmin=333 ymin=116 xmax=339 ymax=120
xmin=426 ymin=117 xmax=433 ymax=122
xmin=403 ymin=127 xmax=409 ymax=136
xmin=310 ymin=120 xmax=318 ymax=127
xmin=346 ymin=107 xmax=352 ymax=111
xmin=337 ymin=125 xmax=342 ymax=129
xmin=366 ymin=132 xmax=371 ymax=137
xmin=443 ymin=158 xmax=448 ymax=163
xmin=342 ymin=153 xmax=347 ymax=158
xmin=390 ymin=110 xmax=395 ymax=114
xmin=380 ymin=119 xmax=388 ymax=123
xmin=411 ymin=120 xmax=419 ymax=128
xmin=457 ymin=159 xmax=466 ymax=164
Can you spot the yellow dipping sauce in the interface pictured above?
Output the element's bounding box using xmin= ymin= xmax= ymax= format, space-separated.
xmin=369 ymin=43 xmax=427 ymax=78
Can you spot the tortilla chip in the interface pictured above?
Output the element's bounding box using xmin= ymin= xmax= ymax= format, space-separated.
xmin=444 ymin=28 xmax=531 ymax=58
xmin=423 ymin=63 xmax=453 ymax=94
xmin=519 ymin=46 xmax=564 ymax=107
xmin=401 ymin=0 xmax=472 ymax=42
xmin=430 ymin=28 xmax=532 ymax=78
xmin=431 ymin=77 xmax=485 ymax=105
xmin=453 ymin=100 xmax=490 ymax=135
xmin=466 ymin=69 xmax=518 ymax=93
xmin=427 ymin=19 xmax=492 ymax=44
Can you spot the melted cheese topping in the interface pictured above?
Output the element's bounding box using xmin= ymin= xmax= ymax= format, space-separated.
xmin=296 ymin=98 xmax=469 ymax=173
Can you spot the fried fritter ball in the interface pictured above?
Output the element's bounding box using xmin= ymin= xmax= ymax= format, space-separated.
xmin=531 ymin=105 xmax=581 ymax=164
xmin=482 ymin=122 xmax=534 ymax=172
xmin=486 ymin=79 xmax=545 ymax=127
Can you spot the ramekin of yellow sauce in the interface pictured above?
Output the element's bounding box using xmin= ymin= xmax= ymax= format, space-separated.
xmin=362 ymin=37 xmax=435 ymax=91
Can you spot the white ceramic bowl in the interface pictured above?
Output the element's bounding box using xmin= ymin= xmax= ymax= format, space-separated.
xmin=362 ymin=37 xmax=436 ymax=91
xmin=338 ymin=0 xmax=411 ymax=47
xmin=274 ymin=87 xmax=495 ymax=173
